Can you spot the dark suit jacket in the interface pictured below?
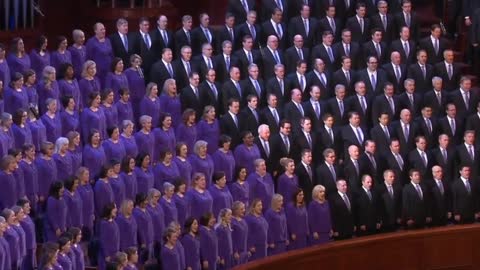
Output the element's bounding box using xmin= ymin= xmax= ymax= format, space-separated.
xmin=284 ymin=46 xmax=311 ymax=74
xmin=398 ymin=92 xmax=423 ymax=117
xmin=261 ymin=20 xmax=288 ymax=49
xmin=371 ymin=94 xmax=401 ymax=123
xmin=376 ymin=182 xmax=402 ymax=230
xmin=345 ymin=94 xmax=372 ymax=127
xmin=356 ymin=68 xmax=388 ymax=95
xmin=362 ymin=40 xmax=388 ymax=65
xmin=370 ymin=124 xmax=392 ymax=156
xmin=311 ymin=44 xmax=337 ymax=72
xmin=345 ymin=16 xmax=370 ymax=43
xmin=270 ymin=132 xmax=294 ymax=172
xmin=199 ymin=80 xmax=223 ymax=115
xmin=466 ymin=113 xmax=480 ymax=144
xmin=192 ymin=55 xmax=217 ymax=81
xmin=286 ymin=73 xmax=309 ymax=100
xmin=343 ymin=158 xmax=362 ymax=191
xmin=213 ymin=53 xmax=239 ymax=83
xmin=283 ymin=101 xmax=305 ymax=134
xmin=318 ymin=16 xmax=342 ymax=42
xmin=109 ymin=32 xmax=133 ymax=66
xmin=353 ymin=188 xmax=381 ymax=233
xmin=306 ymin=70 xmax=333 ymax=99
xmin=130 ymin=31 xmax=157 ymax=75
xmin=265 ymin=77 xmax=291 ymax=106
xmin=430 ymin=180 xmax=452 ymax=226
xmin=233 ymin=48 xmax=262 ymax=79
xmin=254 ymin=137 xmax=276 ymax=175
xmin=236 ymin=23 xmax=262 ymax=49
xmin=382 ymin=150 xmax=407 ymax=185
xmin=359 ymin=152 xmax=381 ymax=184
xmin=414 ymin=116 xmax=438 ymax=148
xmin=451 ymin=178 xmax=478 ymax=223
xmin=370 ymin=13 xmax=396 ymax=44
xmin=150 ymin=28 xmax=174 ymax=57
xmin=261 ymin=47 xmax=284 ymax=80
xmin=172 ymin=59 xmax=195 ymax=90
xmin=438 ymin=116 xmax=464 ymax=145
xmin=382 ymin=62 xmax=407 ymax=94
xmin=260 ymin=106 xmax=283 ymax=134
xmin=149 ymin=60 xmax=175 ymax=89
xmin=318 ymin=125 xmax=342 ymax=156
xmin=222 ymin=79 xmax=246 ymax=111
xmin=418 ymin=36 xmax=449 ymax=65
xmin=292 ymin=131 xmax=318 ymax=163
xmin=302 ymin=99 xmax=327 ymax=131
xmin=340 ymin=124 xmax=368 ymax=155
xmin=315 ymin=162 xmax=341 ymax=197
xmin=180 ymin=85 xmax=203 ymax=118
xmin=220 ymin=113 xmax=242 ymax=147
xmin=402 ymin=182 xmax=432 ymax=228
xmin=431 ymin=146 xmax=457 ymax=181
xmin=391 ymin=120 xmax=418 ymax=157
xmin=191 ymin=26 xmax=217 ymax=55
xmin=455 ymin=144 xmax=480 ymax=177
xmin=433 ymin=62 xmax=461 ymax=92
xmin=227 ymin=0 xmax=256 ymax=25
xmin=408 ymin=149 xmax=433 ymax=180
xmin=332 ymin=41 xmax=361 ymax=69
xmin=326 ymin=97 xmax=348 ymax=126
xmin=241 ymin=78 xmax=266 ymax=107
xmin=393 ymin=11 xmax=420 ymax=40
xmin=261 ymin=0 xmax=289 ymax=22
xmin=406 ymin=63 xmax=434 ymax=93
xmin=239 ymin=107 xmax=261 ymax=136
xmin=330 ymin=192 xmax=355 ymax=239
xmin=216 ymin=25 xmax=239 ymax=52
xmin=448 ymin=89 xmax=478 ymax=119
xmin=332 ymin=69 xmax=356 ymax=95
xmin=174 ymin=28 xmax=192 ymax=57
xmin=295 ymin=162 xmax=316 ymax=203
xmin=423 ymin=89 xmax=447 ymax=117
xmin=389 ymin=39 xmax=417 ymax=65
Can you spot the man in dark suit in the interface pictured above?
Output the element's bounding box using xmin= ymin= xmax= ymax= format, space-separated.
xmin=222 ymin=67 xmax=246 ymax=111
xmin=423 ymin=76 xmax=447 ymax=117
xmin=345 ymin=3 xmax=370 ymax=44
xmin=293 ymin=117 xmax=318 ymax=162
xmin=370 ymin=1 xmax=395 ymax=44
xmin=285 ymin=35 xmax=311 ymax=74
xmin=266 ymin=64 xmax=291 ymax=106
xmin=261 ymin=8 xmax=288 ymax=49
xmin=356 ymin=56 xmax=388 ymax=96
xmin=341 ymin=112 xmax=368 ymax=155
xmin=241 ymin=63 xmax=266 ymax=107
xmin=343 ymin=145 xmax=363 ymax=191
xmin=394 ymin=0 xmax=420 ymax=40
xmin=407 ymin=50 xmax=434 ymax=94
xmin=438 ymin=103 xmax=464 ymax=145
xmin=216 ymin=13 xmax=238 ymax=52
xmin=261 ymin=0 xmax=288 ymax=22
xmin=286 ymin=60 xmax=309 ymax=99
xmin=408 ymin=136 xmax=433 ymax=180
xmin=402 ymin=169 xmax=432 ymax=229
xmin=419 ymin=24 xmax=448 ymax=65
xmin=452 ymin=165 xmax=479 ymax=223
xmin=311 ymin=31 xmax=337 ymax=73
xmin=316 ymin=148 xmax=342 ymax=197
xmin=466 ymin=101 xmax=480 ymax=143
xmin=389 ymin=26 xmax=416 ymax=66
xmin=371 ymin=83 xmax=401 ymax=123
xmin=383 ymin=139 xmax=408 ymax=185
xmin=296 ymin=149 xmax=315 ymax=203
xmin=149 ymin=48 xmax=175 ymax=89
xmin=260 ymin=93 xmax=283 ymax=134
xmin=234 ymin=35 xmax=262 ymax=79
xmin=431 ymin=134 xmax=457 ymax=182
xmin=109 ymin=18 xmax=132 ymax=66
xmin=448 ymin=76 xmax=477 ymax=119
xmin=434 ymin=49 xmax=461 ymax=92
xmin=289 ymin=4 xmax=318 ymax=48
xmin=180 ymin=72 xmax=203 ymax=118
xmin=262 ymin=35 xmax=285 ymax=81
xmin=392 ymin=108 xmax=418 ymax=157
xmin=227 ymin=0 xmax=256 ymax=25
xmin=362 ymin=29 xmax=388 ymax=66
xmin=150 ymin=15 xmax=174 ymax=58
xmin=370 ymin=112 xmax=393 ymax=156
xmin=192 ymin=43 xmax=216 ymax=81
xmin=333 ymin=29 xmax=361 ymax=70
xmin=354 ymin=175 xmax=382 ymax=236
xmin=214 ymin=40 xmax=239 ymax=84
xmin=317 ymin=5 xmax=342 ymax=42
xmin=334 ymin=0 xmax=356 ymax=21
xmin=173 ymin=45 xmax=195 ymax=90
xmin=220 ymin=98 xmax=243 ymax=148
xmin=360 ymin=140 xmax=381 ymax=184
xmin=327 ymin=84 xmax=348 ymax=127
xmin=284 ymin=89 xmax=305 ymax=134
xmin=456 ymin=130 xmax=480 ymax=177
xmin=303 ymin=85 xmax=327 ymax=131
xmin=330 ymin=179 xmax=356 ymax=239
xmin=376 ymin=169 xmax=402 ymax=232
xmin=318 ymin=113 xmax=341 ymax=156
xmin=236 ymin=10 xmax=262 ymax=49
xmin=191 ymin=13 xmax=216 ymax=56
xmin=306 ymin=58 xmax=333 ymax=99
xmin=414 ymin=106 xmax=438 ymax=148
xmin=131 ymin=17 xmax=156 ymax=78
xmin=174 ymin=15 xmax=193 ymax=58
xmin=346 ymin=81 xmax=372 ymax=127
xmin=332 ymin=56 xmax=356 ymax=95
xmin=398 ymin=78 xmax=423 ymax=117
xmin=254 ymin=124 xmax=276 ymax=175
xmin=429 ymin=165 xmax=452 ymax=226
xmin=199 ymin=69 xmax=223 ymax=115
xmin=239 ymin=95 xmax=261 ymax=136
xmin=270 ymin=120 xmax=294 ymax=169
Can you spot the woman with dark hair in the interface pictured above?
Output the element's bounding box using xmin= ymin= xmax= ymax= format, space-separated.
xmin=124 ymin=246 xmax=139 ymax=270
xmin=79 ymin=60 xmax=102 ymax=107
xmin=76 ymin=167 xmax=94 ymax=240
xmin=116 ymin=199 xmax=138 ymax=252
xmin=20 ymin=144 xmax=38 ymax=213
xmin=153 ymin=113 xmax=176 ymax=162
xmin=134 ymin=115 xmax=154 ymax=160
xmin=50 ymin=36 xmax=72 ymax=71
xmin=53 ymin=137 xmax=73 ymax=181
xmin=120 ymin=120 xmax=138 ymax=159
xmin=18 ymin=198 xmax=37 ymax=270
xmin=57 ymin=236 xmax=74 ymax=270
xmin=7 ymin=37 xmax=31 ymax=75
xmin=120 ymin=155 xmax=137 ymax=200
xmin=212 ymin=135 xmax=236 ymax=185
xmin=40 ymin=98 xmax=62 ymax=143
xmin=110 ymin=160 xmax=126 ymax=208
xmin=60 ymin=95 xmax=80 ymax=136
xmin=186 ymin=173 xmax=213 ymax=220
xmin=277 ymin=158 xmax=299 ymax=203
xmin=181 ymin=217 xmax=201 ymax=270
xmin=265 ymin=194 xmax=288 ymax=256
xmin=103 ymin=126 xmax=126 ymax=162
xmin=82 ymin=129 xmax=107 ymax=180
xmin=66 ymin=131 xmax=82 ymax=173
xmin=115 ymin=88 xmax=134 ymax=126
xmin=0 ymin=155 xmax=17 ymax=210
xmin=29 ymin=35 xmax=50 ymax=76
xmin=286 ymin=188 xmax=309 ymax=251
xmin=173 ymin=143 xmax=192 ymax=186
xmin=159 ymin=78 xmax=181 ymax=128
xmin=0 ymin=43 xmax=10 ymax=87
xmin=231 ymin=201 xmax=249 ymax=266
xmin=58 ymin=63 xmax=81 ymax=110
xmin=134 ymin=153 xmax=154 ymax=195
xmin=139 ymin=82 xmax=161 ymax=128
xmin=197 ymin=105 xmax=220 ymax=155
xmin=209 ymin=172 xmax=234 ymax=217
xmin=124 ymin=54 xmax=145 ymax=116
xmin=98 ymin=202 xmax=120 ymax=270
xmin=85 ymin=22 xmax=113 ymax=83
xmin=230 ymin=167 xmax=249 ymax=208
xmin=146 ymin=188 xmax=165 ymax=261
xmin=5 ymin=72 xmax=29 ymax=114
xmin=153 ymin=148 xmax=179 ymax=188
xmin=23 ymin=69 xmax=39 ymax=110
xmin=132 ymin=193 xmax=154 ymax=264
xmin=173 ymin=179 xmax=188 ymax=228
xmin=94 ymin=164 xmax=115 ymax=217
xmin=26 ymin=106 xmax=47 ymax=153
xmin=199 ymin=212 xmax=218 ymax=270
xmin=105 ymin=57 xmax=129 ymax=100
xmin=37 ymin=66 xmax=60 ymax=115
xmin=161 ymin=182 xmax=178 ymax=227
xmin=44 ymin=181 xmax=67 ymax=241
xmin=35 ymin=142 xmax=58 ymax=207
xmin=245 ymin=199 xmax=268 ymax=261
xmin=12 ymin=108 xmax=32 ymax=148
xmin=63 ymin=176 xmax=83 ymax=229
xmin=176 ymin=109 xmax=197 ymax=152
xmin=101 ymin=89 xmax=119 ymax=129
xmin=80 ymin=92 xmax=107 ymax=142
xmin=234 ymin=131 xmax=261 ymax=175
xmin=2 ymin=208 xmax=22 ymax=269
xmin=68 ymin=29 xmax=87 ymax=80
xmin=161 ymin=227 xmax=182 ymax=270
xmin=188 ymin=140 xmax=214 ymax=186
xmin=216 ymin=208 xmax=234 ymax=270
xmin=67 ymin=227 xmax=85 ymax=270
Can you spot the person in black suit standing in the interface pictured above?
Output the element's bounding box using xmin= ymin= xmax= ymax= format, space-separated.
xmin=173 ymin=45 xmax=194 ymax=90
xmin=434 ymin=49 xmax=461 ymax=92
xmin=311 ymin=31 xmax=337 ymax=73
xmin=370 ymin=112 xmax=393 ymax=156
xmin=415 ymin=106 xmax=438 ymax=148
xmin=266 ymin=64 xmax=291 ymax=106
xmin=408 ymin=136 xmax=433 ymax=180
xmin=283 ymin=89 xmax=305 ymax=135
xmin=191 ymin=13 xmax=216 ymax=56
xmin=354 ymin=175 xmax=382 ymax=236
xmin=392 ymin=108 xmax=418 ymax=157
xmin=345 ymin=3 xmax=370 ymax=44
xmin=261 ymin=8 xmax=288 ymax=49
xmin=318 ymin=113 xmax=341 ymax=156
xmin=448 ymin=76 xmax=477 ymax=120
xmin=418 ymin=24 xmax=448 ymax=66
xmin=261 ymin=0 xmax=288 ymax=23
xmin=376 ymin=169 xmax=403 ymax=232
xmin=227 ymin=0 xmax=256 ymax=25
xmin=131 ymin=17 xmax=156 ymax=80
xmin=236 ymin=11 xmax=262 ymax=49
xmin=345 ymin=81 xmax=372 ymax=128
xmin=343 ymin=145 xmax=363 ymax=191
xmin=216 ymin=13 xmax=238 ymax=53
xmin=295 ymin=149 xmax=315 ymax=203
xmin=452 ymin=165 xmax=479 ymax=224
xmin=394 ymin=0 xmax=420 ymax=41
xmin=180 ymin=72 xmax=203 ymax=119
xmin=423 ymin=77 xmax=447 ymax=117
xmin=330 ymin=179 xmax=356 ymax=240
xmin=371 ymin=83 xmax=401 ymax=123
xmin=332 ymin=56 xmax=356 ymax=95
xmin=438 ymin=103 xmax=464 ymax=145
xmin=429 ymin=165 xmax=452 ymax=226
xmin=306 ymin=58 xmax=332 ymax=99
xmin=341 ymin=111 xmax=367 ymax=156
xmin=241 ymin=63 xmax=266 ymax=107
xmin=109 ymin=18 xmax=132 ymax=67
xmin=234 ymin=35 xmax=262 ymax=79
xmin=398 ymin=78 xmax=423 ymax=116
xmin=193 ymin=43 xmax=216 ymax=82
xmin=389 ymin=26 xmax=416 ymax=66
xmin=292 ymin=117 xmax=318 ymax=163
xmin=303 ymin=85 xmax=327 ymax=132
xmin=431 ymin=134 xmax=457 ymax=182
xmin=456 ymin=130 xmax=480 ymax=177
xmin=383 ymin=52 xmax=406 ymax=94
xmin=286 ymin=60 xmax=308 ymax=100
xmin=407 ymin=49 xmax=435 ymax=94
xmin=199 ymin=69 xmax=223 ymax=116
xmin=262 ymin=35 xmax=285 ymax=81
xmin=289 ymin=4 xmax=318 ymax=49
xmin=362 ymin=29 xmax=388 ymax=66
xmin=222 ymin=66 xmax=246 ymax=111
xmin=356 ymin=56 xmax=388 ymax=96
xmin=285 ymin=35 xmax=310 ymax=74
xmin=315 ymin=148 xmax=341 ymax=196
xmin=255 ymin=124 xmax=276 ymax=176
xmin=150 ymin=48 xmax=175 ymax=90
xmin=317 ymin=5 xmax=342 ymax=42
xmin=370 ymin=1 xmax=395 ymax=44
xmin=220 ymin=98 xmax=243 ymax=148
xmin=402 ymin=169 xmax=432 ymax=229
xmin=174 ymin=15 xmax=193 ymax=58
xmin=151 ymin=15 xmax=174 ymax=58
xmin=270 ymin=119 xmax=294 ymax=163
xmin=260 ymin=93 xmax=282 ymax=134
xmin=466 ymin=101 xmax=480 ymax=142
xmin=327 ymin=84 xmax=348 ymax=127
xmin=333 ymin=29 xmax=361 ymax=70
xmin=239 ymin=95 xmax=261 ymax=136
xmin=214 ymin=40 xmax=239 ymax=84
xmin=360 ymin=140 xmax=381 ymax=185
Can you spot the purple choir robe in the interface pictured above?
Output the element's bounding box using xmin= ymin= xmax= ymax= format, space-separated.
xmin=0 ymin=59 xmax=11 ymax=86
xmin=0 ymin=130 xmax=12 ymax=157
xmin=12 ymin=224 xmax=26 ymax=260
xmin=185 ymin=188 xmax=213 ymax=220
xmin=159 ymin=94 xmax=182 ymax=128
xmin=53 ymin=152 xmax=73 ymax=181
xmin=37 ymin=81 xmax=60 ymax=115
xmin=98 ymin=219 xmax=120 ymax=270
xmin=277 ymin=174 xmax=299 ymax=203
xmin=94 ymin=179 xmax=114 ymax=217
xmin=115 ymin=100 xmax=134 ymax=126
xmin=4 ymin=86 xmax=29 ymax=114
xmin=101 ymin=104 xmax=118 ymax=129
xmin=177 ymin=240 xmax=187 ymax=270
xmin=230 ymin=181 xmax=250 ymax=208
xmin=173 ymin=157 xmax=192 ymax=186
xmin=27 ymin=119 xmax=47 ymax=152
xmin=60 ymin=111 xmax=80 ymax=136
xmin=246 ymin=172 xmax=274 ymax=212
xmin=68 ymin=45 xmax=86 ymax=80
xmin=161 ymin=245 xmax=181 ymax=270
xmin=160 ymin=197 xmax=178 ymax=227
xmin=57 ymin=253 xmax=73 ymax=270
xmin=104 ymin=72 xmax=129 ymax=100
xmin=173 ymin=193 xmax=188 ymax=229
xmin=124 ymin=264 xmax=138 ymax=270
xmin=132 ymin=208 xmax=154 ymax=259
xmin=12 ymin=124 xmax=33 ymax=149
xmin=102 ymin=139 xmax=126 ymax=163
xmin=134 ymin=167 xmax=154 ymax=195
xmin=120 ymin=172 xmax=137 ymax=200
xmin=34 ymin=157 xmax=57 ymax=198
xmin=124 ymin=68 xmax=145 ymax=115
xmin=63 ymin=190 xmax=83 ymax=228
xmin=19 ymin=159 xmax=38 ymax=210
xmin=212 ymin=149 xmax=236 ymax=185
xmin=0 ymin=236 xmax=11 ymax=270
xmin=152 ymin=127 xmax=176 ymax=162
xmin=44 ymin=196 xmax=67 ymax=241
xmin=146 ymin=203 xmax=165 ymax=244
xmin=265 ymin=208 xmax=288 ymax=256
xmin=71 ymin=243 xmax=85 ymax=270
xmin=41 ymin=113 xmax=62 ymax=143
xmin=13 ymin=166 xmax=26 ymax=199
xmin=153 ymin=161 xmax=180 ymax=189
xmin=85 ymin=37 xmax=113 ymax=83
xmin=134 ymin=131 xmax=155 ymax=160
xmin=110 ymin=176 xmax=126 ymax=208
xmin=7 ymin=53 xmax=31 ymax=75
xmin=176 ymin=124 xmax=197 ymax=155
xmin=5 ymin=226 xmax=21 ymax=269
xmin=209 ymin=185 xmax=234 ymax=218
xmin=188 ymin=154 xmax=214 ymax=187
xmin=199 ymin=226 xmax=218 ymax=270
xmin=215 ymin=224 xmax=233 ymax=269
xmin=25 ymin=85 xmax=39 ymax=109
xmin=80 ymin=107 xmax=107 ymax=142
xmin=234 ymin=144 xmax=261 ymax=175
xmin=82 ymin=144 xmax=106 ymax=180
xmin=139 ymin=96 xmax=161 ymax=128
xmin=285 ymin=203 xmax=309 ymax=250
xmin=77 ymin=183 xmax=95 ymax=237
xmin=245 ymin=214 xmax=268 ymax=261
xmin=50 ymin=50 xmax=72 ymax=71
xmin=68 ymin=146 xmax=82 ymax=173
xmin=196 ymin=120 xmax=220 ymax=155
xmin=58 ymin=79 xmax=82 ymax=110
xmin=29 ymin=50 xmax=50 ymax=76
xmin=120 ymin=135 xmax=138 ymax=159
xmin=20 ymin=215 xmax=37 ymax=270
xmin=78 ymin=77 xmax=102 ymax=108
xmin=115 ymin=214 xmax=138 ymax=251
xmin=0 ymin=99 xmax=4 ymax=116
xmin=181 ymin=233 xmax=201 ymax=270
xmin=308 ymin=200 xmax=333 ymax=245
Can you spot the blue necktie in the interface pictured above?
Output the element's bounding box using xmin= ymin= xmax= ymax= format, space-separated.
xmin=273 ymin=50 xmax=280 ymax=64
xmin=254 ymin=80 xmax=261 ymax=97
xmin=235 ymin=81 xmax=242 ymax=97
xmin=327 ymin=46 xmax=334 ymax=62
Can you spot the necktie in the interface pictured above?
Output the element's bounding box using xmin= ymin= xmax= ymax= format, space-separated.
xmin=369 ymin=153 xmax=377 ymax=169
xmin=204 ymin=28 xmax=211 ymax=43
xmin=360 ymin=96 xmax=367 ymax=112
xmin=382 ymin=15 xmax=387 ymax=30
xmin=353 ymin=159 xmax=359 ymax=175
xmin=272 ymin=108 xmax=279 ymax=124
xmin=210 ymin=83 xmax=218 ymax=100
xmin=388 ymin=185 xmax=394 ymax=198
xmin=426 ymin=118 xmax=432 ymax=134
xmin=375 ymin=43 xmax=381 ymax=58
xmin=469 ymin=145 xmax=475 ymax=160
xmin=405 ymin=13 xmax=411 ymax=27
xmin=434 ymin=38 xmax=439 ymax=54
xmin=167 ymin=63 xmax=174 ymax=77
xmin=299 ymin=75 xmax=305 ymax=91
xmin=421 ymin=65 xmax=426 ymax=79
xmin=408 ymin=94 xmax=414 ymax=107
xmin=233 ymin=114 xmax=239 ymax=127
xmin=186 ymin=61 xmax=192 ymax=75
xmin=252 ymin=109 xmax=259 ymax=122
xmin=404 ymin=124 xmax=409 ymax=141
xmin=247 ymin=51 xmax=253 ymax=64
xmin=254 ymin=80 xmax=261 ymax=96
xmin=329 ymin=164 xmax=336 ymax=179
xmin=314 ymin=102 xmax=320 ymax=118
xmin=450 ymin=118 xmax=455 ymax=134
xmin=367 ymin=190 xmax=372 ymax=201
xmin=345 ymin=44 xmax=350 ymax=56
xmin=465 ymin=180 xmax=471 ymax=193
xmin=339 ymin=100 xmax=344 ymax=116
xmin=464 ymin=92 xmax=470 ymax=109
xmin=343 ymin=193 xmax=351 ymax=211
xmin=229 ymin=28 xmax=234 ymax=41
xmin=306 ymin=165 xmax=312 ymax=180
xmin=241 ymin=0 xmax=249 ymax=13
xmin=193 ymin=87 xmax=199 ymax=98
xmin=356 ymin=127 xmax=363 ymax=143
xmin=396 ymin=154 xmax=404 ymax=169
xmin=319 ymin=73 xmax=326 ymax=87
xmin=328 ymin=128 xmax=334 ymax=142
xmin=306 ymin=133 xmax=312 ymax=148
xmin=441 ymin=148 xmax=447 ymax=163
xmin=276 ymin=23 xmax=283 ymax=39
xmin=235 ymin=81 xmax=242 ymax=97
xmin=447 ymin=64 xmax=453 ymax=79
xmin=421 ymin=151 xmax=427 ymax=166
xmin=122 ymin=34 xmax=128 ymax=51
xmin=345 ymin=0 xmax=350 ymax=8
xmin=437 ymin=181 xmax=444 ymax=195
xmin=275 ymin=0 xmax=283 ymax=11
xmin=162 ymin=30 xmax=168 ymax=45
xmin=274 ymin=50 xmax=281 ymax=64
xmin=186 ymin=31 xmax=191 ymax=43
xmin=207 ymin=58 xmax=213 ymax=69
xmin=226 ymin=56 xmax=230 ymax=69
xmin=304 ymin=19 xmax=309 ymax=35
xmin=404 ymin=41 xmax=409 ymax=56
xmin=359 ymin=18 xmax=364 ymax=33
xmin=415 ymin=184 xmax=423 ymax=199
xmin=249 ymin=25 xmax=256 ymax=40
xmin=144 ymin=33 xmax=151 ymax=49
xmin=395 ymin=65 xmax=401 ymax=82
xmin=298 ymin=48 xmax=304 ymax=60
xmin=297 ymin=103 xmax=304 ymax=116
xmin=327 ymin=46 xmax=334 ymax=62
xmin=388 ymin=97 xmax=395 ymax=113
xmin=279 ymin=79 xmax=284 ymax=95
xmin=330 ymin=17 xmax=336 ymax=33
xmin=383 ymin=126 xmax=390 ymax=139
xmin=371 ymin=74 xmax=377 ymax=89
xmin=436 ymin=92 xmax=441 ymax=105
xmin=283 ymin=135 xmax=290 ymax=153
xmin=345 ymin=71 xmax=350 ymax=83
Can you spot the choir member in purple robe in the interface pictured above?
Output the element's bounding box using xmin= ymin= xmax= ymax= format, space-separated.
xmin=44 ymin=181 xmax=67 ymax=242
xmin=199 ymin=213 xmax=219 ymax=270
xmin=11 ymin=206 xmax=27 ymax=269
xmin=159 ymin=79 xmax=182 ymax=128
xmin=2 ymin=208 xmax=22 ymax=269
xmin=35 ymin=142 xmax=58 ymax=206
xmin=161 ymin=228 xmax=182 ymax=270
xmin=37 ymin=242 xmax=59 ymax=270
xmin=94 ymin=165 xmax=115 ymax=217
xmin=234 ymin=132 xmax=261 ymax=175
xmin=181 ymin=217 xmax=201 ymax=270
xmin=133 ymin=193 xmax=154 ymax=263
xmin=50 ymin=36 xmax=72 ymax=72
xmin=27 ymin=111 xmax=47 ymax=154
xmin=7 ymin=38 xmax=31 ymax=75
xmin=169 ymin=221 xmax=187 ymax=270
xmin=153 ymin=149 xmax=180 ymax=188
xmin=29 ymin=36 xmax=50 ymax=77
xmin=76 ymin=167 xmax=94 ymax=240
xmin=18 ymin=199 xmax=37 ymax=270
xmin=139 ymin=83 xmax=161 ymax=128
xmin=286 ymin=188 xmax=309 ymax=250
xmin=66 ymin=131 xmax=82 ymax=173
xmin=209 ymin=172 xmax=234 ymax=217
xmin=81 ymin=92 xmax=107 ymax=142
xmin=230 ymin=167 xmax=250 ymax=208
xmin=115 ymin=252 xmax=129 ymax=269
xmin=67 ymin=227 xmax=85 ymax=270
xmin=5 ymin=73 xmax=29 ymax=114
xmin=265 ymin=194 xmax=288 ymax=256
xmin=176 ymin=109 xmax=198 ymax=153
xmin=79 ymin=60 xmax=102 ymax=107
xmin=173 ymin=180 xmax=188 ymax=228
xmin=68 ymin=29 xmax=87 ymax=80
xmin=63 ymin=176 xmax=83 ymax=229
xmin=153 ymin=113 xmax=176 ymax=162
xmin=120 ymin=156 xmax=137 ymax=200
xmin=0 ymin=216 xmax=11 ymax=270
xmin=59 ymin=96 xmax=79 ymax=137
xmin=197 ymin=106 xmax=220 ymax=155
xmin=20 ymin=145 xmax=39 ymax=214
xmin=124 ymin=54 xmax=145 ymax=117
xmin=0 ymin=81 xmax=4 ymax=116
xmin=23 ymin=70 xmax=38 ymax=110
xmin=174 ymin=143 xmax=192 ymax=186
xmin=146 ymin=189 xmax=165 ymax=258
xmin=213 ymin=135 xmax=236 ymax=185
xmin=115 ymin=88 xmax=134 ymax=126
xmin=245 ymin=199 xmax=269 ymax=261
xmin=103 ymin=126 xmax=126 ymax=162
xmin=120 ymin=120 xmax=138 ymax=158
xmin=53 ymin=137 xmax=73 ymax=181
xmin=0 ymin=44 xmax=11 ymax=87
xmin=105 ymin=57 xmax=129 ymax=100
xmin=124 ymin=246 xmax=139 ymax=270
xmin=189 ymin=140 xmax=215 ymax=186
xmin=116 ymin=199 xmax=138 ymax=252
xmin=82 ymin=130 xmax=107 ymax=180
xmin=12 ymin=109 xmax=33 ymax=148
xmin=134 ymin=115 xmax=155 ymax=160
xmin=41 ymin=98 xmax=62 ymax=143
xmin=101 ymin=89 xmax=119 ymax=129
xmin=57 ymin=236 xmax=74 ymax=270
xmin=134 ymin=153 xmax=154 ymax=195
xmin=37 ymin=66 xmax=60 ymax=115
xmin=86 ymin=23 xmax=114 ymax=84
xmin=161 ymin=183 xmax=179 ymax=228
xmin=308 ymin=185 xmax=333 ymax=245
xmin=186 ymin=173 xmax=214 ymax=220
xmin=247 ymin=159 xmax=275 ymax=212
xmin=278 ymin=158 xmax=300 ymax=203
xmin=110 ymin=160 xmax=126 ymax=208
xmin=98 ymin=203 xmax=120 ymax=270
xmin=231 ymin=201 xmax=249 ymax=266
xmin=58 ymin=63 xmax=81 ymax=110
xmin=9 ymin=149 xmax=25 ymax=201
xmin=215 ymin=209 xmax=234 ymax=270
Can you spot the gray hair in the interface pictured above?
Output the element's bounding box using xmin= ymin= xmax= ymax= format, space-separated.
xmin=72 ymin=29 xmax=84 ymax=41
xmin=432 ymin=76 xmax=443 ymax=84
xmin=116 ymin=18 xmax=128 ymax=27
xmin=81 ymin=60 xmax=96 ymax=78
xmin=42 ymin=66 xmax=56 ymax=80
xmin=122 ymin=120 xmax=134 ymax=130
xmin=335 ymin=84 xmax=346 ymax=92
xmin=147 ymin=188 xmax=161 ymax=201
xmin=404 ymin=78 xmax=415 ymax=86
xmin=193 ymin=140 xmax=208 ymax=155
xmin=254 ymin=158 xmax=265 ymax=167
xmin=312 ymin=185 xmax=326 ymax=199
xmin=257 ymin=124 xmax=270 ymax=135
xmin=163 ymin=182 xmax=175 ymax=193
xmin=271 ymin=193 xmax=283 ymax=208
xmin=139 ymin=115 xmax=152 ymax=126
xmin=54 ymin=137 xmax=69 ymax=154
